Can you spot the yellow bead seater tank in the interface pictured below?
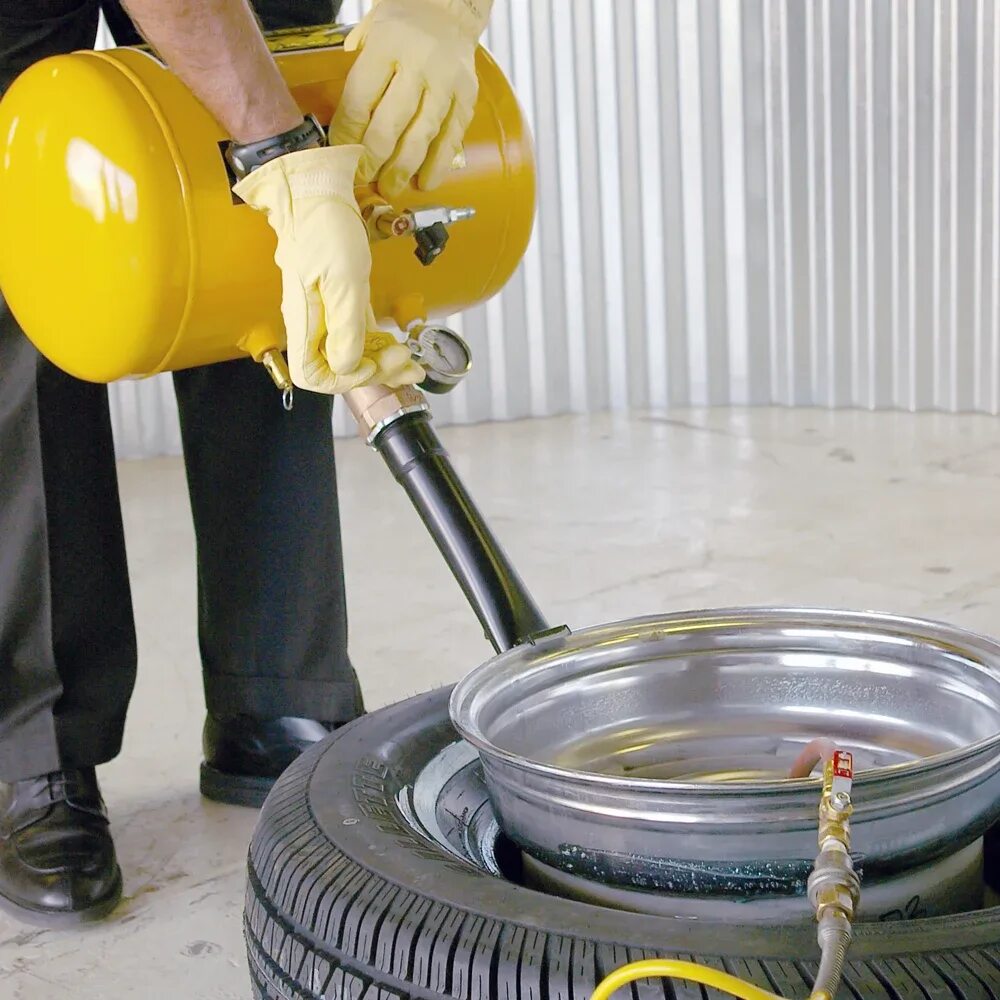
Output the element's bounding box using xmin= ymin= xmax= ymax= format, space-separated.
xmin=0 ymin=25 xmax=535 ymax=383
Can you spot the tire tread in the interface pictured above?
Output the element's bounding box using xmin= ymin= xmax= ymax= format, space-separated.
xmin=245 ymin=703 xmax=1000 ymax=1000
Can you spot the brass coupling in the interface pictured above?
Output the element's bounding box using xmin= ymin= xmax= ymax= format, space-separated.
xmin=357 ymin=190 xmax=414 ymax=241
xmin=808 ymin=840 xmax=861 ymax=924
xmin=343 ymin=383 xmax=429 ymax=445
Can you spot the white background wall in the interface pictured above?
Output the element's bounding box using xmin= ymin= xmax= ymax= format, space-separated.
xmin=106 ymin=1 xmax=1000 ymax=458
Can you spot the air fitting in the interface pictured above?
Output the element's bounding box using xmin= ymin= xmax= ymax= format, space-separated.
xmin=806 ymin=750 xmax=860 ymax=1000
xmin=260 ymin=348 xmax=295 ymax=411
xmin=355 ymin=188 xmax=476 ymax=265
xmin=343 ymin=383 xmax=429 ymax=445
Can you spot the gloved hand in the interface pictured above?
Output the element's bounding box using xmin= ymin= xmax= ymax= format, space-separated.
xmin=330 ymin=0 xmax=492 ymax=198
xmin=361 ymin=308 xmax=426 ymax=388
xmin=234 ymin=144 xmax=423 ymax=394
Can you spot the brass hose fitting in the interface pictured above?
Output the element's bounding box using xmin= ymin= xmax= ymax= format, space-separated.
xmin=588 ymin=750 xmax=866 ymax=1000
xmin=260 ymin=348 xmax=295 ymax=411
xmin=806 ymin=750 xmax=860 ymax=1000
xmin=343 ymin=383 xmax=429 ymax=445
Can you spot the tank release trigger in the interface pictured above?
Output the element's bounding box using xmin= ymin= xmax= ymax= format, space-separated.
xmin=409 ymin=207 xmax=475 ymax=266
xmin=414 ymin=221 xmax=449 ymax=266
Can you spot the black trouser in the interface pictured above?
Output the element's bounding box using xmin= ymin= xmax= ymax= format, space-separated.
xmin=0 ymin=0 xmax=360 ymax=782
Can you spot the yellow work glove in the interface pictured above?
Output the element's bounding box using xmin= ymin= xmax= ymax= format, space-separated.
xmin=330 ymin=0 xmax=492 ymax=198
xmin=234 ymin=144 xmax=423 ymax=394
xmin=362 ymin=307 xmax=426 ymax=387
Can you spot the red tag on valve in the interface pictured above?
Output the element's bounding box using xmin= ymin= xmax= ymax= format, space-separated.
xmin=833 ymin=750 xmax=854 ymax=780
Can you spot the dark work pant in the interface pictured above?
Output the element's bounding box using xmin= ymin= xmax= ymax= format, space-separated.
xmin=0 ymin=0 xmax=360 ymax=782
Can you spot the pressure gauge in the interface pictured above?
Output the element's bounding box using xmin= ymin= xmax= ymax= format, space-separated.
xmin=407 ymin=325 xmax=473 ymax=394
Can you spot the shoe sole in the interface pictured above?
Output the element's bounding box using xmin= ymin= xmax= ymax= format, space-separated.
xmin=0 ymin=866 xmax=123 ymax=928
xmin=200 ymin=763 xmax=275 ymax=809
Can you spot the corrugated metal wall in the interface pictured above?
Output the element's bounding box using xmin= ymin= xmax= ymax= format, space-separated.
xmin=108 ymin=1 xmax=1000 ymax=458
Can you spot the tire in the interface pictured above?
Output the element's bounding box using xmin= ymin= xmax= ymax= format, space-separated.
xmin=244 ymin=687 xmax=1000 ymax=1000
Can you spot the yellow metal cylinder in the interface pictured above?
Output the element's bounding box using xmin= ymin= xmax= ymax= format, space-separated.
xmin=0 ymin=25 xmax=535 ymax=383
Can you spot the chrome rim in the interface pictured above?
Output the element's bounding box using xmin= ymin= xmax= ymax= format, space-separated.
xmin=450 ymin=607 xmax=1000 ymax=879
xmin=451 ymin=607 xmax=1000 ymax=792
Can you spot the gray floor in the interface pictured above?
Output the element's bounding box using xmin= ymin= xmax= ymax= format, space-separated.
xmin=2 ymin=408 xmax=1000 ymax=998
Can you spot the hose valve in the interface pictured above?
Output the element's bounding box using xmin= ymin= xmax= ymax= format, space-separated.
xmin=806 ymin=749 xmax=861 ymax=1000
xmin=357 ymin=190 xmax=476 ymax=265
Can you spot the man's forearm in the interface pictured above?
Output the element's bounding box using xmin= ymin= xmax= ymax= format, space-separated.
xmin=122 ymin=0 xmax=301 ymax=143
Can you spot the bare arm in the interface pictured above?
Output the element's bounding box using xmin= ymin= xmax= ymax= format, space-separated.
xmin=121 ymin=0 xmax=301 ymax=143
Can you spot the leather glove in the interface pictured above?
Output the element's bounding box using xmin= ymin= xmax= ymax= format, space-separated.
xmin=234 ymin=144 xmax=423 ymax=394
xmin=329 ymin=0 xmax=492 ymax=198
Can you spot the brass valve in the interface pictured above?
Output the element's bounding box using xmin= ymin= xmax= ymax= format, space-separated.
xmin=805 ymin=749 xmax=861 ymax=1000
xmin=807 ymin=750 xmax=861 ymax=921
xmin=355 ymin=188 xmax=476 ymax=265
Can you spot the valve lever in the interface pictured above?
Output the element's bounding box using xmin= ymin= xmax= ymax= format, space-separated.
xmin=356 ymin=189 xmax=476 ymax=265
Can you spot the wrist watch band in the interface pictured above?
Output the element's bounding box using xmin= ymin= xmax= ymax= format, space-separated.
xmin=225 ymin=114 xmax=327 ymax=179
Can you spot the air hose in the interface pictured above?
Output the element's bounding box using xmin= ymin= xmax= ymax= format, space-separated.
xmin=589 ymin=749 xmax=860 ymax=1000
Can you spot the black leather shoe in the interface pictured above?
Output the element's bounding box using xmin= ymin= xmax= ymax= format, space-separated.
xmin=0 ymin=768 xmax=122 ymax=926
xmin=200 ymin=714 xmax=336 ymax=808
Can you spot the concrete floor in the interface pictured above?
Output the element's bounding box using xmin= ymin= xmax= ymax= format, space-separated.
xmin=2 ymin=407 xmax=1000 ymax=998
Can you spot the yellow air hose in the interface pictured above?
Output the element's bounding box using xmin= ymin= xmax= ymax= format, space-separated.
xmin=589 ymin=959 xmax=799 ymax=1000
